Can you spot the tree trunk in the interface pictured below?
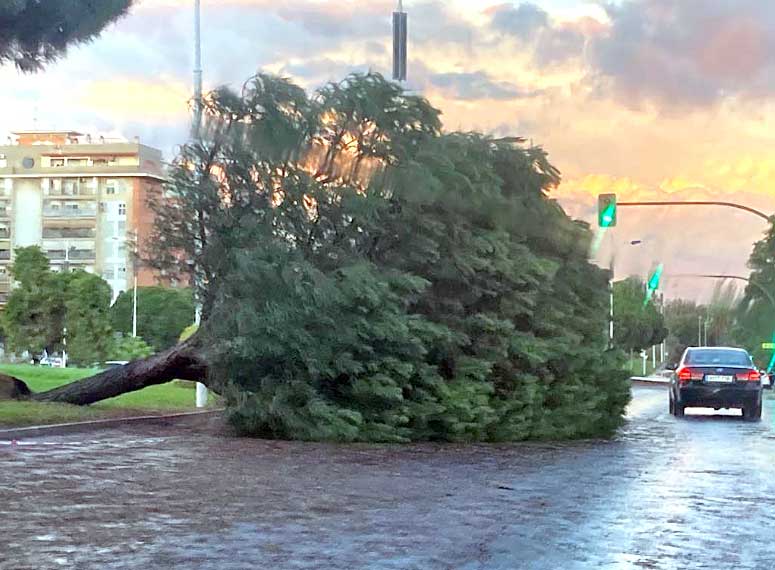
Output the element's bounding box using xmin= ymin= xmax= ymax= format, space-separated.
xmin=28 ymin=340 xmax=209 ymax=406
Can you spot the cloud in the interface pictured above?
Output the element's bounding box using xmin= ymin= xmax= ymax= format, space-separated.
xmin=77 ymin=78 xmax=191 ymax=121
xmin=427 ymin=70 xmax=538 ymax=101
xmin=490 ymin=3 xmax=549 ymax=41
xmin=489 ymin=3 xmax=587 ymax=66
xmin=588 ymin=0 xmax=775 ymax=107
xmin=534 ymin=25 xmax=585 ymax=65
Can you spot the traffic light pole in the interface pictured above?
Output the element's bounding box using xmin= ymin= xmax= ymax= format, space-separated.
xmin=618 ymin=201 xmax=770 ymax=221
xmin=666 ymin=274 xmax=775 ymax=313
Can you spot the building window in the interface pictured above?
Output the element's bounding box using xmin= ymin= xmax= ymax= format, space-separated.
xmin=51 ymin=158 xmax=65 ymax=167
xmin=0 ymin=154 xmax=6 ymax=168
xmin=118 ymin=203 xmax=127 ymax=216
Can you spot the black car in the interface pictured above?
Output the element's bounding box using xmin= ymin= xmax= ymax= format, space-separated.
xmin=669 ymin=347 xmax=763 ymax=421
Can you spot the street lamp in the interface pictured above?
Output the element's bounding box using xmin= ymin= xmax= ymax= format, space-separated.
xmin=132 ymin=233 xmax=138 ymax=338
xmin=193 ymin=0 xmax=207 ymax=409
xmin=608 ymin=238 xmax=647 ymax=348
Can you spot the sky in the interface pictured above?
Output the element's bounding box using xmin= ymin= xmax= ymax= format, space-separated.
xmin=3 ymin=0 xmax=775 ymax=302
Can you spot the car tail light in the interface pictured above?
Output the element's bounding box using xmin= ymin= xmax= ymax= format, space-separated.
xmin=677 ymin=367 xmax=701 ymax=382
xmin=736 ymin=370 xmax=761 ymax=382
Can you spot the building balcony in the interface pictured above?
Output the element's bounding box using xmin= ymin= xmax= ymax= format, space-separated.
xmin=0 ymin=250 xmax=10 ymax=261
xmin=42 ymin=228 xmax=96 ymax=239
xmin=43 ymin=206 xmax=97 ymax=218
xmin=46 ymin=192 xmax=97 ymax=199
xmin=46 ymin=249 xmax=96 ymax=261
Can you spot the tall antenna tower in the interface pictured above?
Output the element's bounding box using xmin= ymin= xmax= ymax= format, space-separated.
xmin=392 ymin=0 xmax=408 ymax=81
xmin=192 ymin=0 xmax=203 ymax=138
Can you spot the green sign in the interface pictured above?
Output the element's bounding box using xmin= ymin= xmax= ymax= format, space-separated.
xmin=762 ymin=343 xmax=775 ymax=349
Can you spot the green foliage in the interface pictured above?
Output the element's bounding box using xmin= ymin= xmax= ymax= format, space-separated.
xmin=110 ymin=287 xmax=195 ymax=350
xmin=11 ymin=246 xmax=51 ymax=286
xmin=0 ymin=0 xmax=132 ymax=71
xmin=664 ymin=299 xmax=705 ymax=362
xmin=109 ymin=335 xmax=154 ymax=361
xmin=613 ymin=277 xmax=667 ymax=352
xmin=3 ymin=247 xmax=64 ymax=355
xmin=2 ymin=247 xmax=114 ymax=365
xmin=155 ymin=72 xmax=630 ymax=442
xmin=62 ymin=271 xmax=114 ymax=366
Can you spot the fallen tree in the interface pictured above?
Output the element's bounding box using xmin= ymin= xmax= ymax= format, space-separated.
xmin=3 ymin=338 xmax=207 ymax=406
xmin=2 ymin=72 xmax=630 ymax=442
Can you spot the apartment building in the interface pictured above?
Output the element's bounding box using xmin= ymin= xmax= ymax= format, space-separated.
xmin=0 ymin=131 xmax=165 ymax=303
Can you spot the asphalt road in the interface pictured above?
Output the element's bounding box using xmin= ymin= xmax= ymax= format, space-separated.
xmin=2 ymin=386 xmax=775 ymax=570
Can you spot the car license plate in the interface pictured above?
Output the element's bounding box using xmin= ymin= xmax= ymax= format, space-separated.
xmin=706 ymin=375 xmax=733 ymax=383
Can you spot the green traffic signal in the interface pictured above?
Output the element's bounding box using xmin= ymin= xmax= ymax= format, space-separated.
xmin=598 ymin=193 xmax=617 ymax=228
xmin=644 ymin=263 xmax=664 ymax=305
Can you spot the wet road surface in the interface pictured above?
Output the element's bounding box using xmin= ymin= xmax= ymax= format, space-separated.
xmin=2 ymin=386 xmax=775 ymax=569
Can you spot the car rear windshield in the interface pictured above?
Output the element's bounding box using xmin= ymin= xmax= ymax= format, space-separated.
xmin=685 ymin=349 xmax=751 ymax=366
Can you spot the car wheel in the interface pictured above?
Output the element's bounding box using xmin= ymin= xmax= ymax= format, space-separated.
xmin=744 ymin=400 xmax=762 ymax=422
xmin=669 ymin=393 xmax=675 ymax=415
xmin=674 ymin=401 xmax=685 ymax=418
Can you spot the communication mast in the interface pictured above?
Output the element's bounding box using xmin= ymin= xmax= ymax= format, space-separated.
xmin=392 ymin=0 xmax=408 ymax=81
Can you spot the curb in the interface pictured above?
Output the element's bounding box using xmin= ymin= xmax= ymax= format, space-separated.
xmin=630 ymin=376 xmax=670 ymax=388
xmin=0 ymin=409 xmax=225 ymax=440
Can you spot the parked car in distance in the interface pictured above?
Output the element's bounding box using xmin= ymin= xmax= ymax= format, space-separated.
xmin=103 ymin=360 xmax=129 ymax=370
xmin=39 ymin=356 xmax=63 ymax=368
xmin=669 ymin=347 xmax=763 ymax=421
xmin=761 ymin=371 xmax=771 ymax=390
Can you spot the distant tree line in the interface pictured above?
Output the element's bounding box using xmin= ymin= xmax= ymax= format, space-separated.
xmin=1 ymin=246 xmax=193 ymax=366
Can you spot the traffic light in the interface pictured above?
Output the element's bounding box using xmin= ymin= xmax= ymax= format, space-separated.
xmin=598 ymin=193 xmax=617 ymax=228
xmin=645 ymin=263 xmax=664 ymax=305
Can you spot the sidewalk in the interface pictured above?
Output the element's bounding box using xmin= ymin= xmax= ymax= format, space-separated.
xmin=630 ymin=375 xmax=670 ymax=386
xmin=0 ymin=409 xmax=224 ymax=440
